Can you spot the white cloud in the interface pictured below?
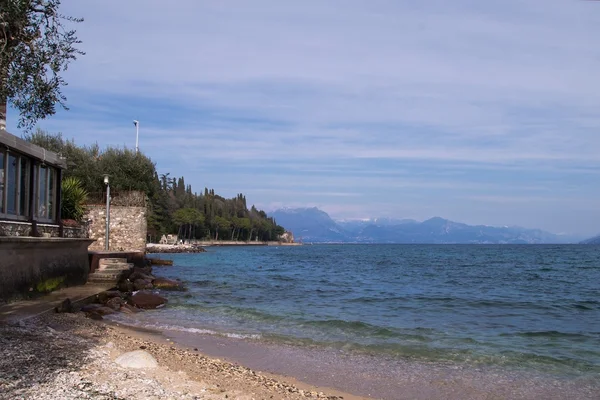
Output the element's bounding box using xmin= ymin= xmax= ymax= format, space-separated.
xmin=13 ymin=0 xmax=600 ymax=235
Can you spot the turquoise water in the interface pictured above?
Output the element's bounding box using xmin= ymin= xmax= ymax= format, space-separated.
xmin=122 ymin=245 xmax=600 ymax=378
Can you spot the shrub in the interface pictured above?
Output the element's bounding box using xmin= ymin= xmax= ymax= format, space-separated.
xmin=61 ymin=177 xmax=88 ymax=222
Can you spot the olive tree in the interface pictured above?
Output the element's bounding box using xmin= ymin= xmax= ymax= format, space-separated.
xmin=0 ymin=0 xmax=83 ymax=130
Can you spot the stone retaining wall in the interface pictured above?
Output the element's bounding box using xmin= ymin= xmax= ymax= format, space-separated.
xmin=0 ymin=237 xmax=94 ymax=302
xmin=0 ymin=221 xmax=87 ymax=238
xmin=85 ymin=205 xmax=147 ymax=251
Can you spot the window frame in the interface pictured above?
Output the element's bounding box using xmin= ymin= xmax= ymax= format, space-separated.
xmin=0 ymin=148 xmax=31 ymax=222
xmin=36 ymin=163 xmax=57 ymax=223
xmin=0 ymin=147 xmax=58 ymax=224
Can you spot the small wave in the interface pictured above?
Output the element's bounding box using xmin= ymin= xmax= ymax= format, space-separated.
xmin=502 ymin=331 xmax=596 ymax=340
xmin=128 ymin=322 xmax=262 ymax=340
xmin=301 ymin=319 xmax=428 ymax=341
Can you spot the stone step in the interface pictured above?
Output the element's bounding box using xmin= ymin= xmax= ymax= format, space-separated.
xmin=99 ymin=258 xmax=128 ymax=266
xmin=98 ymin=263 xmax=133 ymax=272
xmin=89 ymin=271 xmax=122 ymax=280
xmin=99 ymin=262 xmax=132 ymax=270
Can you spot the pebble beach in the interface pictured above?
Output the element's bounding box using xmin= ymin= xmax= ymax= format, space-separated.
xmin=0 ymin=312 xmax=357 ymax=400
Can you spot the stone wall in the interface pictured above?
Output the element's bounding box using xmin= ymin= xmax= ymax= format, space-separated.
xmin=0 ymin=221 xmax=87 ymax=238
xmin=86 ymin=205 xmax=147 ymax=251
xmin=0 ymin=237 xmax=94 ymax=302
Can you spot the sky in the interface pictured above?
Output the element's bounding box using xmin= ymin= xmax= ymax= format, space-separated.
xmin=6 ymin=0 xmax=600 ymax=236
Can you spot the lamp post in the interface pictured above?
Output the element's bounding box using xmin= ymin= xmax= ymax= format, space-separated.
xmin=133 ymin=120 xmax=139 ymax=153
xmin=104 ymin=174 xmax=110 ymax=250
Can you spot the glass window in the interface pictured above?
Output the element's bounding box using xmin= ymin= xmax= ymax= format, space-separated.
xmin=38 ymin=165 xmax=48 ymax=218
xmin=19 ymin=157 xmax=29 ymax=216
xmin=7 ymin=154 xmax=17 ymax=214
xmin=0 ymin=150 xmax=4 ymax=214
xmin=48 ymin=167 xmax=55 ymax=219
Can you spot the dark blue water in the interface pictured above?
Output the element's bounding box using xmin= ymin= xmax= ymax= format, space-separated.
xmin=119 ymin=245 xmax=600 ymax=378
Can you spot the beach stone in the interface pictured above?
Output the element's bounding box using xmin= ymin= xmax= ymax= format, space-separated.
xmin=152 ymin=277 xmax=184 ymax=291
xmin=129 ymin=291 xmax=167 ymax=309
xmin=86 ymin=311 xmax=103 ymax=320
xmin=106 ymin=296 xmax=125 ymax=311
xmin=54 ymin=298 xmax=74 ymax=313
xmin=133 ymin=278 xmax=154 ymax=291
xmin=97 ymin=290 xmax=124 ymax=304
xmin=114 ymin=350 xmax=158 ymax=369
xmin=119 ymin=303 xmax=142 ymax=314
xmin=81 ymin=303 xmax=103 ymax=312
xmin=117 ymin=280 xmax=134 ymax=293
xmin=93 ymin=306 xmax=116 ymax=316
xmin=129 ymin=270 xmax=155 ymax=282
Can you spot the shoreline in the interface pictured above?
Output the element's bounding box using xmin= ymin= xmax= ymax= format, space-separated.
xmin=106 ymin=313 xmax=600 ymax=400
xmin=0 ymin=312 xmax=363 ymax=400
xmin=2 ymin=300 xmax=599 ymax=400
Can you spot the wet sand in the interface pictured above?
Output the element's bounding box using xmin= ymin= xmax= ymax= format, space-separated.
xmin=164 ymin=329 xmax=600 ymax=400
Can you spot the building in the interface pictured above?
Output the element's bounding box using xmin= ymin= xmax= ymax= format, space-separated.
xmin=0 ymin=129 xmax=93 ymax=302
xmin=0 ymin=129 xmax=66 ymax=236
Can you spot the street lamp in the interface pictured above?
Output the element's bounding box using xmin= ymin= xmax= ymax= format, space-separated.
xmin=133 ymin=120 xmax=139 ymax=153
xmin=104 ymin=174 xmax=110 ymax=250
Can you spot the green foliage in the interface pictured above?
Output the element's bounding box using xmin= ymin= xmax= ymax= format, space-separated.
xmin=35 ymin=276 xmax=65 ymax=293
xmin=0 ymin=0 xmax=84 ymax=130
xmin=25 ymin=130 xmax=287 ymax=242
xmin=25 ymin=129 xmax=157 ymax=195
xmin=61 ymin=176 xmax=87 ymax=221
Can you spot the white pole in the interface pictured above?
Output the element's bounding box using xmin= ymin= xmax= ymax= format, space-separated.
xmin=134 ymin=120 xmax=139 ymax=153
xmin=104 ymin=177 xmax=110 ymax=250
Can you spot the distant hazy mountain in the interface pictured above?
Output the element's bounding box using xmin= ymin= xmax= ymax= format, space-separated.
xmin=580 ymin=234 xmax=600 ymax=244
xmin=270 ymin=207 xmax=349 ymax=242
xmin=270 ymin=208 xmax=577 ymax=244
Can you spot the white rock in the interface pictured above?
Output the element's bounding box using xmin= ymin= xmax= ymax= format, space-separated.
xmin=114 ymin=350 xmax=158 ymax=369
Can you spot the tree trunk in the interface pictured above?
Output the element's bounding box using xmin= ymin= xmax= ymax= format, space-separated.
xmin=0 ymin=101 xmax=6 ymax=131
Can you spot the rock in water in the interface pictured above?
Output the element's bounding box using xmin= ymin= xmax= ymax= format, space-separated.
xmin=114 ymin=350 xmax=158 ymax=369
xmin=129 ymin=291 xmax=167 ymax=309
xmin=152 ymin=277 xmax=184 ymax=291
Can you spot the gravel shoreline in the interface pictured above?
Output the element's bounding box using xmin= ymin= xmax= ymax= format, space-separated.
xmin=0 ymin=313 xmax=361 ymax=400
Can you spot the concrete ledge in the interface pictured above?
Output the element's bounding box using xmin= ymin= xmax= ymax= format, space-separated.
xmin=0 ymin=237 xmax=95 ymax=302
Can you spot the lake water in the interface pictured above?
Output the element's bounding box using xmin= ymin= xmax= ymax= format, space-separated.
xmin=111 ymin=245 xmax=600 ymax=399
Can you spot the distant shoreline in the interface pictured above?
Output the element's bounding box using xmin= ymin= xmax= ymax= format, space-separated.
xmin=146 ymin=241 xmax=301 ymax=253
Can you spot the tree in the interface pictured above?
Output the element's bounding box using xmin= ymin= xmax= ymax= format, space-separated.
xmin=0 ymin=0 xmax=84 ymax=130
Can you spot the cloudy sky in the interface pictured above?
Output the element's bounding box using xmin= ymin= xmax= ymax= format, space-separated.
xmin=7 ymin=0 xmax=600 ymax=235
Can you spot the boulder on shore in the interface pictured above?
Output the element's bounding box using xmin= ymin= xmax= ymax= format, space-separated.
xmin=133 ymin=279 xmax=154 ymax=291
xmin=93 ymin=306 xmax=117 ymax=316
xmin=119 ymin=303 xmax=142 ymax=314
xmin=54 ymin=298 xmax=74 ymax=313
xmin=129 ymin=291 xmax=167 ymax=309
xmin=81 ymin=303 xmax=103 ymax=313
xmin=106 ymin=296 xmax=125 ymax=311
xmin=117 ymin=280 xmax=134 ymax=293
xmin=129 ymin=271 xmax=155 ymax=282
xmin=152 ymin=277 xmax=184 ymax=291
xmin=115 ymin=350 xmax=158 ymax=369
xmin=97 ymin=290 xmax=124 ymax=304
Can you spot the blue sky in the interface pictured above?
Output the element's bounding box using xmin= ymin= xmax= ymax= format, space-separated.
xmin=6 ymin=0 xmax=600 ymax=235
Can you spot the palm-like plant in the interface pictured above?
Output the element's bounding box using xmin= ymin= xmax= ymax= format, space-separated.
xmin=61 ymin=177 xmax=88 ymax=222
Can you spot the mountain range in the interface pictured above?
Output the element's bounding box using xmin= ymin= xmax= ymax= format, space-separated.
xmin=580 ymin=234 xmax=600 ymax=245
xmin=270 ymin=207 xmax=583 ymax=244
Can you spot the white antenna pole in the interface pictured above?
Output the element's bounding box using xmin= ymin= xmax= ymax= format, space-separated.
xmin=133 ymin=120 xmax=139 ymax=153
